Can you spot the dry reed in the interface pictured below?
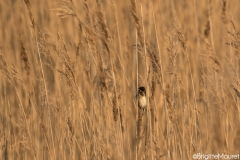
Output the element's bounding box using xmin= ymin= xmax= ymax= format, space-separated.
xmin=0 ymin=0 xmax=239 ymax=160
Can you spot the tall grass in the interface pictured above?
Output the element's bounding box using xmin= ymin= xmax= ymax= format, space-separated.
xmin=0 ymin=0 xmax=239 ymax=159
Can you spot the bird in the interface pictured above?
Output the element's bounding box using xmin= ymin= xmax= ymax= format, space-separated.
xmin=137 ymin=86 xmax=147 ymax=114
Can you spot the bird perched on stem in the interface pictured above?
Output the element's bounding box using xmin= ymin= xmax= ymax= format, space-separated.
xmin=137 ymin=86 xmax=147 ymax=114
xmin=136 ymin=86 xmax=147 ymax=155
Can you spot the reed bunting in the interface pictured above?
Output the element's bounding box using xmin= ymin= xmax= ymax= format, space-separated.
xmin=137 ymin=86 xmax=147 ymax=113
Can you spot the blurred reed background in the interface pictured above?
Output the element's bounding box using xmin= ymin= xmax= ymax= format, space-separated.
xmin=0 ymin=0 xmax=239 ymax=159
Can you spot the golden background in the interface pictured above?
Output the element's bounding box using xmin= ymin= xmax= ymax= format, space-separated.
xmin=0 ymin=0 xmax=239 ymax=159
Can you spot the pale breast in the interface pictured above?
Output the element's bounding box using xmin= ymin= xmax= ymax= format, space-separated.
xmin=138 ymin=96 xmax=147 ymax=108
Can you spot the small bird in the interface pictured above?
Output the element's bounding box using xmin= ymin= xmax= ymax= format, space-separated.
xmin=137 ymin=86 xmax=147 ymax=113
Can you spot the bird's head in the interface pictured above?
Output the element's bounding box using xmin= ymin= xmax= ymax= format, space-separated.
xmin=138 ymin=86 xmax=146 ymax=97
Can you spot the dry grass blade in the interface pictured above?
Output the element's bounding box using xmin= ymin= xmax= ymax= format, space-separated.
xmin=1 ymin=0 xmax=240 ymax=159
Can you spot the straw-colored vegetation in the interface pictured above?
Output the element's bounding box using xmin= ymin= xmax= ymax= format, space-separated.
xmin=0 ymin=0 xmax=239 ymax=159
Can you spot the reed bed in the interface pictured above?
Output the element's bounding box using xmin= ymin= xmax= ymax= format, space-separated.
xmin=0 ymin=0 xmax=239 ymax=159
